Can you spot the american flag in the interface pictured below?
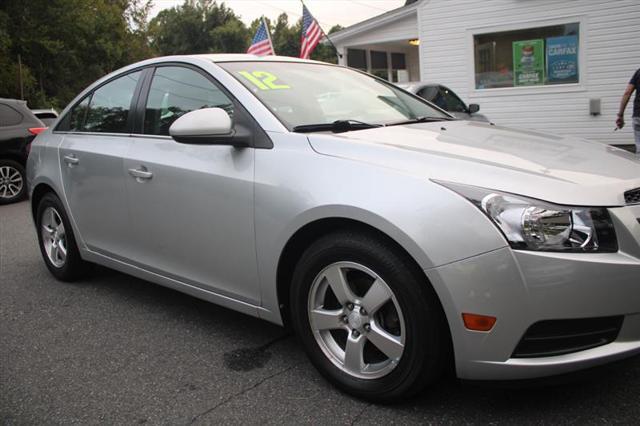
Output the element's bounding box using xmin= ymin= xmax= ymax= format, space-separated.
xmin=247 ymin=18 xmax=274 ymax=56
xmin=300 ymin=5 xmax=323 ymax=59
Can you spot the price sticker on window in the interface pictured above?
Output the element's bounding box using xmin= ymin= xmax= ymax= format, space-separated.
xmin=238 ymin=71 xmax=290 ymax=90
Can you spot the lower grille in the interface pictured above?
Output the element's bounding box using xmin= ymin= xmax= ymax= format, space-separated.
xmin=512 ymin=316 xmax=624 ymax=358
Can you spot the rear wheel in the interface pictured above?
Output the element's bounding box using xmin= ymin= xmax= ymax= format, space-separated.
xmin=0 ymin=160 xmax=26 ymax=205
xmin=36 ymin=192 xmax=89 ymax=281
xmin=290 ymin=230 xmax=449 ymax=402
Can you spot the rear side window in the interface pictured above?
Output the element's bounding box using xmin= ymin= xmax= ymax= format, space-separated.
xmin=67 ymin=96 xmax=90 ymax=131
xmin=143 ymin=66 xmax=234 ymax=136
xmin=83 ymin=71 xmax=142 ymax=133
xmin=0 ymin=104 xmax=24 ymax=127
xmin=35 ymin=112 xmax=57 ymax=120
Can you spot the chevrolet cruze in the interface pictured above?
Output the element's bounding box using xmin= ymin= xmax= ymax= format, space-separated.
xmin=27 ymin=55 xmax=640 ymax=401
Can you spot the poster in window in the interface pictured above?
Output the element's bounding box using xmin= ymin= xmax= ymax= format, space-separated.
xmin=512 ymin=39 xmax=544 ymax=86
xmin=546 ymin=35 xmax=578 ymax=84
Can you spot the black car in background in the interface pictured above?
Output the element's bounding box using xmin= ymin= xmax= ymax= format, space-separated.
xmin=0 ymin=98 xmax=47 ymax=204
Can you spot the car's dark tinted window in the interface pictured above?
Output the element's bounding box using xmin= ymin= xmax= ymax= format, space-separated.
xmin=438 ymin=86 xmax=467 ymax=113
xmin=417 ymin=85 xmax=467 ymax=113
xmin=83 ymin=71 xmax=141 ymax=133
xmin=0 ymin=104 xmax=24 ymax=127
xmin=417 ymin=86 xmax=439 ymax=103
xmin=35 ymin=112 xmax=57 ymax=120
xmin=143 ymin=66 xmax=234 ymax=136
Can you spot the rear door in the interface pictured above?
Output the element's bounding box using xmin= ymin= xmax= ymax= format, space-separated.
xmin=58 ymin=70 xmax=143 ymax=257
xmin=123 ymin=65 xmax=260 ymax=304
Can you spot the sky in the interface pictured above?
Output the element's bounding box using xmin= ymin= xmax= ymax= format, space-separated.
xmin=149 ymin=0 xmax=406 ymax=29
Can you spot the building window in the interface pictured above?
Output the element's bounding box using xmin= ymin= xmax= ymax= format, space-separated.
xmin=347 ymin=49 xmax=367 ymax=71
xmin=391 ymin=53 xmax=407 ymax=83
xmin=370 ymin=51 xmax=389 ymax=80
xmin=473 ymin=22 xmax=579 ymax=89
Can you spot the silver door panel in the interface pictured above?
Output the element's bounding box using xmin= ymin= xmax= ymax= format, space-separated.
xmin=123 ymin=136 xmax=259 ymax=304
xmin=58 ymin=133 xmax=132 ymax=257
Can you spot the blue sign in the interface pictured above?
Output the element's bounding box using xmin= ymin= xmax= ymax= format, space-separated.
xmin=546 ymin=35 xmax=579 ymax=83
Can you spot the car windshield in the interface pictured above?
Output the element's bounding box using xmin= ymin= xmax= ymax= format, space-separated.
xmin=218 ymin=61 xmax=448 ymax=130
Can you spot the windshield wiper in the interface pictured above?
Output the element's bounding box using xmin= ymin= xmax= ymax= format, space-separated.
xmin=385 ymin=116 xmax=455 ymax=127
xmin=292 ymin=119 xmax=382 ymax=133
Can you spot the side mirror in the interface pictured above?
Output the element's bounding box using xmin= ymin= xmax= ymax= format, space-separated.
xmin=468 ymin=103 xmax=480 ymax=114
xmin=169 ymin=107 xmax=249 ymax=147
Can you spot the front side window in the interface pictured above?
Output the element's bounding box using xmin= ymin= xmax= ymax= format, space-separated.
xmin=220 ymin=62 xmax=447 ymax=129
xmin=83 ymin=71 xmax=142 ymax=133
xmin=437 ymin=87 xmax=467 ymax=113
xmin=474 ymin=22 xmax=579 ymax=89
xmin=143 ymin=66 xmax=234 ymax=136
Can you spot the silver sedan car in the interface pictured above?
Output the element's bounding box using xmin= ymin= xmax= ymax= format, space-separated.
xmin=28 ymin=55 xmax=640 ymax=402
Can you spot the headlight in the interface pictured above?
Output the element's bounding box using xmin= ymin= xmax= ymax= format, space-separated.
xmin=436 ymin=181 xmax=618 ymax=252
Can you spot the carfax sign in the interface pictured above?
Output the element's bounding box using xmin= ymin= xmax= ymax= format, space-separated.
xmin=513 ymin=39 xmax=544 ymax=86
xmin=546 ymin=35 xmax=579 ymax=83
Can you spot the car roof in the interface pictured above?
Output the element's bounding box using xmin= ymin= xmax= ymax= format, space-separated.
xmin=190 ymin=54 xmax=326 ymax=64
xmin=397 ymin=82 xmax=440 ymax=88
xmin=0 ymin=98 xmax=29 ymax=107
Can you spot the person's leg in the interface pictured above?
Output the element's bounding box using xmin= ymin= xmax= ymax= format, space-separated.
xmin=634 ymin=117 xmax=640 ymax=157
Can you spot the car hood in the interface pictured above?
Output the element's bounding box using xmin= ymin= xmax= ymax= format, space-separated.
xmin=307 ymin=120 xmax=640 ymax=206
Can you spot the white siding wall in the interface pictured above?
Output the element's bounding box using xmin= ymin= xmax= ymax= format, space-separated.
xmin=419 ymin=0 xmax=640 ymax=145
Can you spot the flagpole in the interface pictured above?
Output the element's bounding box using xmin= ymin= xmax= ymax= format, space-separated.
xmin=299 ymin=0 xmax=343 ymax=60
xmin=263 ymin=16 xmax=275 ymax=56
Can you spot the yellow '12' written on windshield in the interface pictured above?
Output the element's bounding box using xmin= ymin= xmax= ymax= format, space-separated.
xmin=238 ymin=71 xmax=290 ymax=90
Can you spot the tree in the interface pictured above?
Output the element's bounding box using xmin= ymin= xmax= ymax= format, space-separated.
xmin=311 ymin=24 xmax=344 ymax=64
xmin=149 ymin=0 xmax=249 ymax=55
xmin=0 ymin=0 xmax=155 ymax=109
xmin=0 ymin=0 xmax=347 ymax=109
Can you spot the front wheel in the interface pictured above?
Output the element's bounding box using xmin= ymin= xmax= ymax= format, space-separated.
xmin=290 ymin=231 xmax=450 ymax=402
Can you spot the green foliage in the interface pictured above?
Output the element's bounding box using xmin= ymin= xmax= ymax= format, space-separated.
xmin=0 ymin=0 xmax=344 ymax=109
xmin=0 ymin=0 xmax=154 ymax=109
xmin=149 ymin=0 xmax=249 ymax=54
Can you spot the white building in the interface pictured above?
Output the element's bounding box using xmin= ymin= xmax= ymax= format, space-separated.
xmin=330 ymin=0 xmax=640 ymax=146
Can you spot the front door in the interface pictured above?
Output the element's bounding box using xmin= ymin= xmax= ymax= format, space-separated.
xmin=123 ymin=66 xmax=260 ymax=304
xmin=59 ymin=71 xmax=142 ymax=257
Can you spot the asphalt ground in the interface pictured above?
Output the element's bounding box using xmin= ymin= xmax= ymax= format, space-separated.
xmin=2 ymin=200 xmax=640 ymax=424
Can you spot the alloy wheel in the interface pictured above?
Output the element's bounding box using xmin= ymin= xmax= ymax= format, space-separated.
xmin=308 ymin=261 xmax=406 ymax=379
xmin=0 ymin=165 xmax=23 ymax=199
xmin=41 ymin=207 xmax=67 ymax=268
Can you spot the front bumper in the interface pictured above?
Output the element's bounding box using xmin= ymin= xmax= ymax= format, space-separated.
xmin=426 ymin=204 xmax=640 ymax=380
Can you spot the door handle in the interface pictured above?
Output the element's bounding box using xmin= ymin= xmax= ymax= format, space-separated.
xmin=128 ymin=167 xmax=153 ymax=181
xmin=63 ymin=154 xmax=79 ymax=166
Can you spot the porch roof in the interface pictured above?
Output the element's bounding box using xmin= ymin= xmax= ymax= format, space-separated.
xmin=328 ymin=0 xmax=423 ymax=45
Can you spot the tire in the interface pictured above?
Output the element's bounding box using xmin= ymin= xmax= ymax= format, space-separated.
xmin=36 ymin=192 xmax=89 ymax=281
xmin=290 ymin=230 xmax=450 ymax=402
xmin=0 ymin=159 xmax=27 ymax=205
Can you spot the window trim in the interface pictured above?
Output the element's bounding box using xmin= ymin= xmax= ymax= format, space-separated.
xmin=466 ymin=15 xmax=587 ymax=98
xmin=54 ymin=67 xmax=148 ymax=134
